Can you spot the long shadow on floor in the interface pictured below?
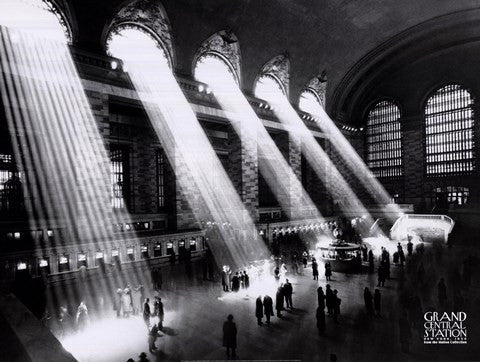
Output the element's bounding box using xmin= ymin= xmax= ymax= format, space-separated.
xmin=160 ymin=326 xmax=177 ymax=336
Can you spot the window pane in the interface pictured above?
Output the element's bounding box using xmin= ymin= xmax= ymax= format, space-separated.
xmin=425 ymin=84 xmax=474 ymax=175
xmin=366 ymin=101 xmax=403 ymax=178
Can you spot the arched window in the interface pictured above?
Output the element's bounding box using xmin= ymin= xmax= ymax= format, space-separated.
xmin=254 ymin=74 xmax=285 ymax=102
xmin=299 ymin=89 xmax=323 ymax=116
xmin=194 ymin=53 xmax=238 ymax=89
xmin=0 ymin=0 xmax=72 ymax=43
xmin=425 ymin=84 xmax=475 ymax=175
xmin=366 ymin=100 xmax=403 ymax=178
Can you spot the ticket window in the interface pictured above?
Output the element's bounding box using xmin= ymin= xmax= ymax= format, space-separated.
xmin=95 ymin=251 xmax=105 ymax=267
xmin=189 ymin=238 xmax=197 ymax=251
xmin=126 ymin=246 xmax=135 ymax=261
xmin=178 ymin=240 xmax=186 ymax=253
xmin=112 ymin=249 xmax=120 ymax=265
xmin=77 ymin=253 xmax=88 ymax=268
xmin=141 ymin=244 xmax=149 ymax=259
xmin=15 ymin=261 xmax=30 ymax=281
xmin=58 ymin=254 xmax=70 ymax=272
xmin=154 ymin=242 xmax=162 ymax=257
xmin=166 ymin=242 xmax=174 ymax=255
xmin=38 ymin=257 xmax=50 ymax=275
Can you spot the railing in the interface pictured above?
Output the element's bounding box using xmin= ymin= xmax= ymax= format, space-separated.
xmin=390 ymin=213 xmax=455 ymax=241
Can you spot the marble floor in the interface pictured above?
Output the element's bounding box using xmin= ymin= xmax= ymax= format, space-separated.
xmin=58 ymin=243 xmax=480 ymax=362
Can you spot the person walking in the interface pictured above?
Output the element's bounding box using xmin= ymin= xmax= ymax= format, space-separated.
xmin=377 ymin=264 xmax=386 ymax=287
xmin=316 ymin=306 xmax=326 ymax=334
xmin=407 ymin=240 xmax=413 ymax=256
xmin=326 ymin=284 xmax=334 ymax=314
xmin=283 ymin=279 xmax=293 ymax=309
xmin=76 ymin=301 xmax=89 ymax=331
xmin=364 ymin=287 xmax=373 ymax=315
xmin=148 ymin=324 xmax=158 ymax=353
xmin=243 ymin=271 xmax=250 ymax=289
xmin=157 ymin=297 xmax=165 ymax=330
xmin=374 ymin=289 xmax=381 ymax=316
xmin=222 ymin=314 xmax=237 ymax=359
xmin=333 ymin=289 xmax=341 ymax=323
xmin=325 ymin=262 xmax=332 ymax=281
xmin=263 ymin=295 xmax=274 ymax=325
xmin=368 ymin=250 xmax=375 ymax=274
xmin=143 ymin=298 xmax=151 ymax=329
xmin=438 ymin=278 xmax=447 ymax=307
xmin=275 ymin=285 xmax=285 ymax=317
xmin=317 ymin=286 xmax=325 ymax=310
xmin=312 ymin=260 xmax=319 ymax=281
xmin=255 ymin=296 xmax=264 ymax=325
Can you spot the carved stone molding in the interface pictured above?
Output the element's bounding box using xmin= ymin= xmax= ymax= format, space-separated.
xmin=193 ymin=30 xmax=241 ymax=86
xmin=304 ymin=75 xmax=327 ymax=108
xmin=258 ymin=54 xmax=290 ymax=97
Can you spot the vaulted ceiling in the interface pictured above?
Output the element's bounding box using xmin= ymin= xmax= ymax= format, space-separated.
xmin=66 ymin=0 xmax=480 ymax=118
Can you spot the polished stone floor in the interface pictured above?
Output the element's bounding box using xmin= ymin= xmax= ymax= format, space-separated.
xmin=58 ymin=242 xmax=480 ymax=362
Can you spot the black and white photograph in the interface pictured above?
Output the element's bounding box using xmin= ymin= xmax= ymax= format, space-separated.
xmin=0 ymin=0 xmax=479 ymax=361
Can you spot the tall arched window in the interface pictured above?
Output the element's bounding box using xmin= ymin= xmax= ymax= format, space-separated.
xmin=425 ymin=84 xmax=475 ymax=175
xmin=366 ymin=100 xmax=403 ymax=178
xmin=254 ymin=74 xmax=285 ymax=102
xmin=299 ymin=89 xmax=323 ymax=116
xmin=194 ymin=53 xmax=238 ymax=89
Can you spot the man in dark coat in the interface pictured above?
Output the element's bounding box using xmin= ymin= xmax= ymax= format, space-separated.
xmin=143 ymin=298 xmax=151 ymax=329
xmin=223 ymin=314 xmax=237 ymax=358
xmin=283 ymin=279 xmax=293 ymax=309
xmin=377 ymin=264 xmax=386 ymax=287
xmin=364 ymin=287 xmax=373 ymax=315
xmin=407 ymin=240 xmax=413 ymax=256
xmin=275 ymin=285 xmax=285 ymax=317
xmin=255 ymin=296 xmax=264 ymax=325
xmin=316 ymin=306 xmax=325 ymax=334
xmin=263 ymin=295 xmax=274 ymax=325
xmin=438 ymin=278 xmax=447 ymax=307
xmin=157 ymin=297 xmax=164 ymax=330
xmin=148 ymin=324 xmax=158 ymax=353
xmin=243 ymin=271 xmax=250 ymax=289
xmin=231 ymin=272 xmax=240 ymax=292
xmin=312 ymin=260 xmax=319 ymax=281
xmin=333 ymin=289 xmax=341 ymax=323
xmin=325 ymin=262 xmax=332 ymax=281
xmin=221 ymin=269 xmax=228 ymax=292
xmin=317 ymin=286 xmax=325 ymax=310
xmin=325 ymin=284 xmax=334 ymax=314
xmin=368 ymin=250 xmax=375 ymax=274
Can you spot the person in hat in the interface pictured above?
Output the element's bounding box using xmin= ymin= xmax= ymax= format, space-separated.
xmin=138 ymin=352 xmax=150 ymax=362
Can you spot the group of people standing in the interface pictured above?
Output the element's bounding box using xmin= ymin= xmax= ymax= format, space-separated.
xmin=363 ymin=287 xmax=381 ymax=316
xmin=316 ymin=284 xmax=341 ymax=332
xmin=221 ymin=267 xmax=250 ymax=292
xmin=142 ymin=296 xmax=165 ymax=353
xmin=255 ymin=278 xmax=294 ymax=325
xmin=115 ymin=284 xmax=145 ymax=318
